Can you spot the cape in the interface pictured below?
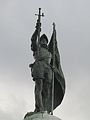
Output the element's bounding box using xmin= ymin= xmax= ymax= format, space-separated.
xmin=48 ymin=28 xmax=66 ymax=112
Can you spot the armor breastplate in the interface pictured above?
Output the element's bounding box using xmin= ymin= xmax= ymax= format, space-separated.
xmin=34 ymin=47 xmax=52 ymax=64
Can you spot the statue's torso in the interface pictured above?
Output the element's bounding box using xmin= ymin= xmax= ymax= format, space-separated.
xmin=34 ymin=46 xmax=52 ymax=64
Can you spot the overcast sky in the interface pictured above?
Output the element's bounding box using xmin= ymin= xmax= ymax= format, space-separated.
xmin=0 ymin=0 xmax=90 ymax=120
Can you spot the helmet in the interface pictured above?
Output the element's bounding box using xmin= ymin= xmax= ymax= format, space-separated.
xmin=40 ymin=34 xmax=48 ymax=43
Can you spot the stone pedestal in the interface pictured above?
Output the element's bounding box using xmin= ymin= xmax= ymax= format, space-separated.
xmin=24 ymin=112 xmax=61 ymax=120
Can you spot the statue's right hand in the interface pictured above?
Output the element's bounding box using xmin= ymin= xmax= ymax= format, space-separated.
xmin=35 ymin=19 xmax=41 ymax=30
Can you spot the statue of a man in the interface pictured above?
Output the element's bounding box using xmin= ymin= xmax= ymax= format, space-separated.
xmin=29 ymin=17 xmax=65 ymax=114
xmin=30 ymin=25 xmax=52 ymax=113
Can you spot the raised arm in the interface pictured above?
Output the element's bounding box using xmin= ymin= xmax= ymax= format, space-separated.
xmin=31 ymin=28 xmax=38 ymax=52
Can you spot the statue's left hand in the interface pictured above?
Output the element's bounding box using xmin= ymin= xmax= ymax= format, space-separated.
xmin=29 ymin=63 xmax=34 ymax=68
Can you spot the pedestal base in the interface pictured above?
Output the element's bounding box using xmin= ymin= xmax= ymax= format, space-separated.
xmin=24 ymin=112 xmax=61 ymax=120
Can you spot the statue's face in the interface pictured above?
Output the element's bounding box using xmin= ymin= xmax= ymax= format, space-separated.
xmin=40 ymin=38 xmax=47 ymax=45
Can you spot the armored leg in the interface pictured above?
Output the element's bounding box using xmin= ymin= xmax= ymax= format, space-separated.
xmin=42 ymin=82 xmax=51 ymax=112
xmin=34 ymin=79 xmax=44 ymax=112
xmin=43 ymin=66 xmax=52 ymax=113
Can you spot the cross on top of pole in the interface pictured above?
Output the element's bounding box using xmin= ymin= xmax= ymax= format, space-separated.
xmin=35 ymin=8 xmax=44 ymax=18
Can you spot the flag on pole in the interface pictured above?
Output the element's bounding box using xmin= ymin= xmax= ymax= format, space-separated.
xmin=48 ymin=27 xmax=66 ymax=112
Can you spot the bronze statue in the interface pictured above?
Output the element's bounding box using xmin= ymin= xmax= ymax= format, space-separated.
xmin=29 ymin=8 xmax=65 ymax=115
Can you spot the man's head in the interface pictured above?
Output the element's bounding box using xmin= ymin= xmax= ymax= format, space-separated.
xmin=40 ymin=34 xmax=48 ymax=45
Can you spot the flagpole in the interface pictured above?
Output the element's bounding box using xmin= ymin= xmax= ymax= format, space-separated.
xmin=51 ymin=23 xmax=56 ymax=115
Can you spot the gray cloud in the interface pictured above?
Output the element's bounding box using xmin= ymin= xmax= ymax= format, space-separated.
xmin=0 ymin=0 xmax=90 ymax=120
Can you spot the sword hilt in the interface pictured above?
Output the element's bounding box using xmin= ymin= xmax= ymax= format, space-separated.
xmin=35 ymin=8 xmax=44 ymax=17
xmin=35 ymin=8 xmax=44 ymax=32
